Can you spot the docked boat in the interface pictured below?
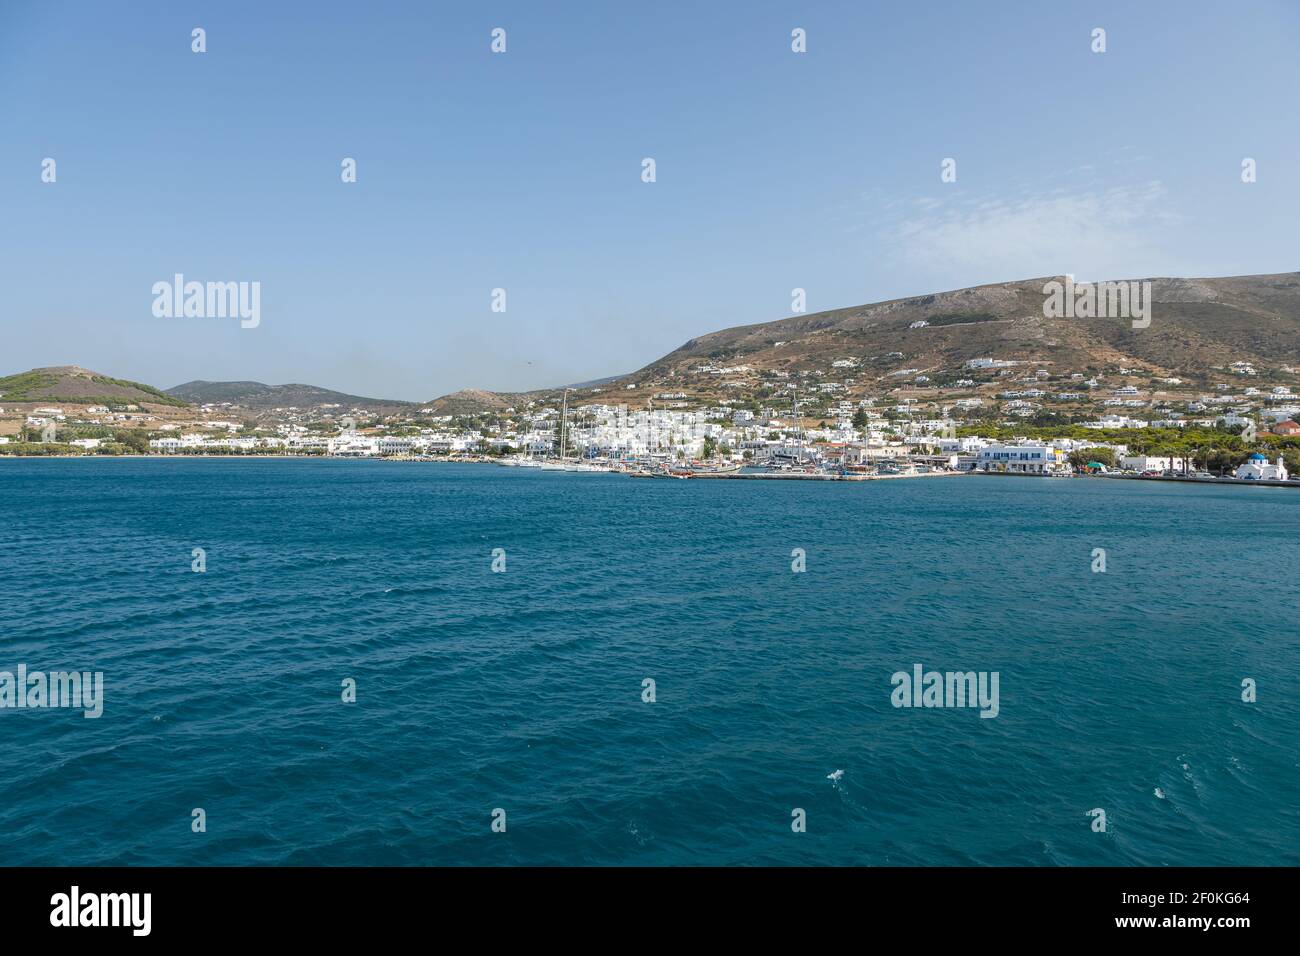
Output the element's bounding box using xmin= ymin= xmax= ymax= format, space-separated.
xmin=689 ymin=462 xmax=744 ymax=475
xmin=662 ymin=461 xmax=745 ymax=478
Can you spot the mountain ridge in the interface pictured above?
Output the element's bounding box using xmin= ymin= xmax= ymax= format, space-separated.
xmin=165 ymin=380 xmax=415 ymax=410
xmin=424 ymin=271 xmax=1300 ymax=411
xmin=6 ymin=272 xmax=1297 ymax=416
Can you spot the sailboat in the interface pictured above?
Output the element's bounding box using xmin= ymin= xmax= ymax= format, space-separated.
xmin=538 ymin=389 xmax=608 ymax=471
xmin=765 ymin=385 xmax=819 ymax=470
xmin=539 ymin=389 xmax=572 ymax=469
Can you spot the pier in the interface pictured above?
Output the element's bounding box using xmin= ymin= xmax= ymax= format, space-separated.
xmin=662 ymin=470 xmax=970 ymax=481
xmin=1099 ymin=473 xmax=1299 ymax=489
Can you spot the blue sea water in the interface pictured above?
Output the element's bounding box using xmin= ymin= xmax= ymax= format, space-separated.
xmin=1 ymin=458 xmax=1297 ymax=866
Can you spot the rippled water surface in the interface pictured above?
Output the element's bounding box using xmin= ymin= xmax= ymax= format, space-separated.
xmin=1 ymin=459 xmax=1297 ymax=865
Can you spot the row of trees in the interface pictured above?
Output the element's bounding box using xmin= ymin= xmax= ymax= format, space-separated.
xmin=1 ymin=427 xmax=153 ymax=456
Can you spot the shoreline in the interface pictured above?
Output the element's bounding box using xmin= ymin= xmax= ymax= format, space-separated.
xmin=686 ymin=470 xmax=970 ymax=481
xmin=1098 ymin=472 xmax=1299 ymax=489
xmin=3 ymin=454 xmax=1298 ymax=489
xmin=0 ymin=453 xmax=495 ymax=462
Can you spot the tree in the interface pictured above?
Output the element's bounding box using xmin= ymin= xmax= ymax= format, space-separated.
xmin=1068 ymin=447 xmax=1115 ymax=469
xmin=115 ymin=430 xmax=150 ymax=454
xmin=552 ymin=417 xmax=574 ymax=456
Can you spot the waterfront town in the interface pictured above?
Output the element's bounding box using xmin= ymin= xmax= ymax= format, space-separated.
xmin=3 ymin=359 xmax=1299 ymax=484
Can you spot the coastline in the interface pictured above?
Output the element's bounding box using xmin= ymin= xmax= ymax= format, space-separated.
xmin=4 ymin=454 xmax=1299 ymax=489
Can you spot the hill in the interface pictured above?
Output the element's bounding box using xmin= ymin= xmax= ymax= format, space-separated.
xmin=423 ymin=379 xmax=628 ymax=416
xmin=0 ymin=366 xmax=189 ymax=408
xmin=545 ymin=272 xmax=1300 ymax=409
xmin=638 ymin=273 xmax=1298 ymax=378
xmin=424 ymin=388 xmax=518 ymax=416
xmin=166 ymin=380 xmax=414 ymax=410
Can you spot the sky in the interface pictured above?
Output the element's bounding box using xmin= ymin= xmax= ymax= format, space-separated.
xmin=1 ymin=0 xmax=1297 ymax=401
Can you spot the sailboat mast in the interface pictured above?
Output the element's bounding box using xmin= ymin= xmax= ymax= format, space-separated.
xmin=792 ymin=385 xmax=802 ymax=459
xmin=559 ymin=389 xmax=569 ymax=460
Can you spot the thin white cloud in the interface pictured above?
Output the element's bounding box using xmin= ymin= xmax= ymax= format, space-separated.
xmin=880 ymin=182 xmax=1187 ymax=284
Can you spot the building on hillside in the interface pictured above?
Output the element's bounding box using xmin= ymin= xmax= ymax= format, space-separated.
xmin=1271 ymin=419 xmax=1300 ymax=436
xmin=1083 ymin=415 xmax=1149 ymax=429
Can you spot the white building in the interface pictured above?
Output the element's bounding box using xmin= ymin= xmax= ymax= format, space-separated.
xmin=1234 ymin=454 xmax=1288 ymax=481
xmin=978 ymin=444 xmax=1069 ymax=474
xmin=329 ymin=437 xmax=379 ymax=457
xmin=378 ymin=437 xmax=419 ymax=456
xmin=1121 ymin=456 xmax=1185 ymax=474
xmin=1083 ymin=415 xmax=1149 ymax=429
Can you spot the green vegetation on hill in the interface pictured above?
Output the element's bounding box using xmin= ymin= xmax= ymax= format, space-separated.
xmin=167 ymin=380 xmax=413 ymax=409
xmin=90 ymin=375 xmax=186 ymax=405
xmin=0 ymin=369 xmax=188 ymax=408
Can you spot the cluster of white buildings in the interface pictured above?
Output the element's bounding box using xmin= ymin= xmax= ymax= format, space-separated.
xmin=540 ymin=405 xmax=733 ymax=458
xmin=149 ymin=434 xmax=275 ymax=453
xmin=146 ymin=431 xmax=482 ymax=456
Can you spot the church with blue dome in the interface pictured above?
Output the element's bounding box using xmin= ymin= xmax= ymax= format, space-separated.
xmin=1234 ymin=453 xmax=1289 ymax=481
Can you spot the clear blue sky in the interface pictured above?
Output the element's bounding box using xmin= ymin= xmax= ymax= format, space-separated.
xmin=2 ymin=0 xmax=1296 ymax=401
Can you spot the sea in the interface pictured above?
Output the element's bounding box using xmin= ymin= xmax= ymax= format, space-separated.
xmin=1 ymin=458 xmax=1296 ymax=866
